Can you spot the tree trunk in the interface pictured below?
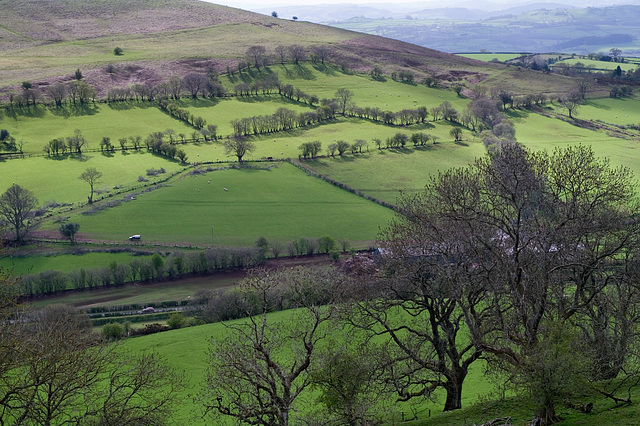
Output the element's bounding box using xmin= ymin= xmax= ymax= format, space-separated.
xmin=442 ymin=372 xmax=465 ymax=411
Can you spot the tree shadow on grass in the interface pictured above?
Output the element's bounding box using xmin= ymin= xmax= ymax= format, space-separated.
xmin=284 ymin=64 xmax=316 ymax=80
xmin=49 ymin=104 xmax=99 ymax=118
xmin=505 ymin=109 xmax=528 ymax=121
xmin=312 ymin=63 xmax=338 ymax=76
xmin=45 ymin=154 xmax=90 ymax=162
xmin=4 ymin=105 xmax=47 ymax=119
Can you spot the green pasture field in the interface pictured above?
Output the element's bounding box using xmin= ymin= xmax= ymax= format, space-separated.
xmin=0 ymin=103 xmax=192 ymax=154
xmin=511 ymin=110 xmax=640 ymax=177
xmin=0 ymin=251 xmax=151 ymax=277
xmin=0 ymin=151 xmax=185 ymax=205
xmin=457 ymin=53 xmax=525 ymax=62
xmin=551 ymin=58 xmax=638 ymax=72
xmin=44 ymin=162 xmax=394 ymax=247
xmin=305 ymin=109 xmax=640 ymax=205
xmin=305 ymin=137 xmax=487 ymax=204
xmin=553 ymin=95 xmax=640 ymax=127
xmin=121 ymin=309 xmax=491 ymax=425
xmin=28 ymin=272 xmax=240 ymax=309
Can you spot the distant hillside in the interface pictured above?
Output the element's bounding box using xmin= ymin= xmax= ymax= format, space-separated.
xmin=328 ymin=4 xmax=640 ymax=55
xmin=0 ymin=0 xmax=578 ymax=97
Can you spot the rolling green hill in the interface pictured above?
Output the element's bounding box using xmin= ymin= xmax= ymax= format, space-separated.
xmin=0 ymin=0 xmax=582 ymax=97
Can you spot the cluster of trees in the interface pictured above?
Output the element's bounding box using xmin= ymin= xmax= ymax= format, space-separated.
xmin=201 ymin=266 xmax=371 ymax=425
xmin=9 ymin=78 xmax=96 ymax=108
xmin=43 ymin=127 xmax=192 ymax=162
xmin=19 ymin=247 xmax=265 ymax=297
xmin=157 ymin=100 xmax=209 ymax=130
xmin=390 ymin=70 xmax=415 ymax=83
xmin=0 ymin=129 xmax=18 ymax=153
xmin=609 ymin=84 xmax=633 ymax=98
xmin=144 ymin=131 xmax=188 ymax=162
xmin=376 ymin=144 xmax=640 ymax=423
xmin=231 ymin=107 xmax=316 ymax=136
xmin=253 ymin=235 xmax=345 ymax=260
xmin=43 ymin=129 xmax=88 ymax=156
xmin=204 ymin=144 xmax=640 ymax=426
xmin=0 ymin=273 xmax=184 ymax=424
xmin=299 ymin=131 xmax=445 ymax=159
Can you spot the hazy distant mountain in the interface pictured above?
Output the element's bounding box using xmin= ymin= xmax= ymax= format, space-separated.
xmin=251 ymin=1 xmax=639 ymax=23
xmin=318 ymin=3 xmax=640 ymax=55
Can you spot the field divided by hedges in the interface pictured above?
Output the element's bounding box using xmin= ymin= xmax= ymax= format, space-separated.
xmin=47 ymin=162 xmax=394 ymax=247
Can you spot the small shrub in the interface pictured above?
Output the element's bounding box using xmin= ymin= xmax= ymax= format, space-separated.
xmin=167 ymin=312 xmax=186 ymax=329
xmin=102 ymin=322 xmax=124 ymax=340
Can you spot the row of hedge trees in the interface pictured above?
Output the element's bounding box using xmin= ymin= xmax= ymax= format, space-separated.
xmin=20 ymin=247 xmax=264 ymax=297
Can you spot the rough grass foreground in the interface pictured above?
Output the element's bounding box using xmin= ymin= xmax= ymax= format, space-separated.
xmin=122 ymin=306 xmax=640 ymax=425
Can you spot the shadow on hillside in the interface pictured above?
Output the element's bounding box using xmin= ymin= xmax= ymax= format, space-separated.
xmin=585 ymin=100 xmax=611 ymax=110
xmin=45 ymin=154 xmax=90 ymax=162
xmin=107 ymin=101 xmax=155 ymax=111
xmin=4 ymin=105 xmax=47 ymax=119
xmin=312 ymin=63 xmax=337 ymax=76
xmin=186 ymin=98 xmax=220 ymax=108
xmin=284 ymin=64 xmax=316 ymax=80
xmin=505 ymin=109 xmax=528 ymax=122
xmin=50 ymin=104 xmax=99 ymax=118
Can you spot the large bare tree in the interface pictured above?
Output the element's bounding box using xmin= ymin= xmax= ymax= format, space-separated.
xmin=202 ymin=267 xmax=338 ymax=426
xmin=369 ymin=143 xmax=639 ymax=423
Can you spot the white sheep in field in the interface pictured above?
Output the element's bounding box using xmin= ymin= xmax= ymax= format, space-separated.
xmin=224 ymin=188 xmax=228 ymax=191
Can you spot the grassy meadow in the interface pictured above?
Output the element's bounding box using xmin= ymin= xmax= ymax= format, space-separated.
xmin=0 ymin=251 xmax=152 ymax=276
xmin=44 ymin=162 xmax=394 ymax=247
xmin=553 ymin=95 xmax=640 ymax=127
xmin=0 ymin=151 xmax=186 ymax=205
xmin=121 ymin=305 xmax=640 ymax=426
xmin=551 ymin=58 xmax=638 ymax=72
xmin=305 ymin=137 xmax=487 ymax=203
xmin=1 ymin=103 xmax=193 ymax=153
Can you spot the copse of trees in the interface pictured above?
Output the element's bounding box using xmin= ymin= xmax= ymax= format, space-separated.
xmin=298 ymin=141 xmax=322 ymax=159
